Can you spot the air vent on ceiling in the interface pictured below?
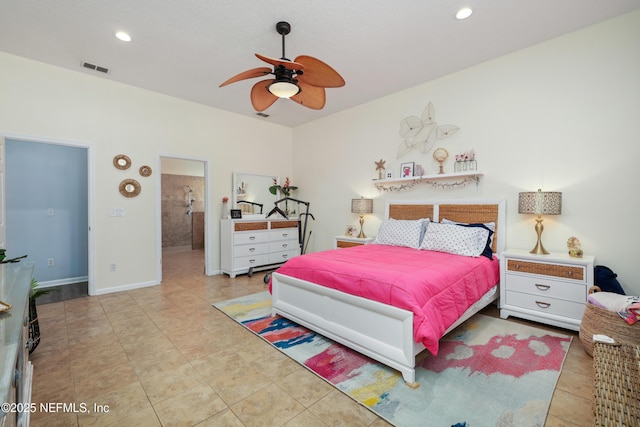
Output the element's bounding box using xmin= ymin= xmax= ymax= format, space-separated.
xmin=256 ymin=112 xmax=270 ymax=118
xmin=81 ymin=61 xmax=110 ymax=74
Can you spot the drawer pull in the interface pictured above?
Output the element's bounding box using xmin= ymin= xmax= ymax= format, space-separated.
xmin=515 ymin=264 xmax=521 ymax=270
xmin=567 ymin=271 xmax=573 ymax=277
xmin=249 ymin=259 xmax=256 ymax=264
xmin=282 ymin=254 xmax=288 ymax=259
xmin=249 ymin=248 xmax=255 ymax=252
xmin=282 ymin=243 xmax=288 ymax=248
xmin=282 ymin=233 xmax=288 ymax=237
xmin=535 ymin=301 xmax=551 ymax=309
xmin=535 ymin=284 xmax=551 ymax=291
xmin=249 ymin=236 xmax=256 ymax=240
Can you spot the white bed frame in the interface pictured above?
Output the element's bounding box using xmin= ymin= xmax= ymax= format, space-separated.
xmin=271 ymin=199 xmax=505 ymax=386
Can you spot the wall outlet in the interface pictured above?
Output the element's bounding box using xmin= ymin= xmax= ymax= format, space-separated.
xmin=109 ymin=263 xmax=117 ymax=272
xmin=47 ymin=258 xmax=54 ymax=267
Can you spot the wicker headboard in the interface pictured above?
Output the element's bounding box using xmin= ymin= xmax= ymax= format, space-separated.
xmin=387 ymin=199 xmax=506 ymax=254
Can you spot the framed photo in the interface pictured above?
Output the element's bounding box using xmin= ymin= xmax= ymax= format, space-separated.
xmin=400 ymin=162 xmax=414 ymax=178
xmin=230 ymin=209 xmax=242 ymax=219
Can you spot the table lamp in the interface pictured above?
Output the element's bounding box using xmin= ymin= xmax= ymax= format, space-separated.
xmin=518 ymin=189 xmax=562 ymax=255
xmin=351 ymin=197 xmax=373 ymax=238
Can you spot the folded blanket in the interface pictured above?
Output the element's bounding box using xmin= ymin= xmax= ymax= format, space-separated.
xmin=588 ymin=292 xmax=640 ymax=325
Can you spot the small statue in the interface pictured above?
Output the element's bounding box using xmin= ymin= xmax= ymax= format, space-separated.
xmin=375 ymin=159 xmax=386 ymax=180
xmin=567 ymin=236 xmax=583 ymax=258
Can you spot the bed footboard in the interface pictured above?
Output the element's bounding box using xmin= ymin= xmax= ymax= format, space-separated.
xmin=271 ymin=272 xmax=423 ymax=384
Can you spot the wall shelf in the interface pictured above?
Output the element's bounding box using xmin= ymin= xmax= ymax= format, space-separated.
xmin=373 ymin=171 xmax=483 ymax=191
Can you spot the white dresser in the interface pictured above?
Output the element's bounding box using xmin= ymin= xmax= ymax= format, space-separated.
xmin=500 ymin=249 xmax=595 ymax=331
xmin=221 ymin=218 xmax=300 ymax=278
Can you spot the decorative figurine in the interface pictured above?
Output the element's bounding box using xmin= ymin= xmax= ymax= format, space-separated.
xmin=567 ymin=236 xmax=583 ymax=258
xmin=375 ymin=159 xmax=386 ymax=179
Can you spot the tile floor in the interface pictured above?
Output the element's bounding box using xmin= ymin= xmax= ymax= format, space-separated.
xmin=29 ymin=248 xmax=594 ymax=426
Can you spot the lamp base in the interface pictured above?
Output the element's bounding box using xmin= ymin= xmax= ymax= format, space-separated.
xmin=529 ymin=217 xmax=550 ymax=255
xmin=357 ymin=215 xmax=367 ymax=239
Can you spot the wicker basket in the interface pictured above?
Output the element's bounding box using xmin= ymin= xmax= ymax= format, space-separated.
xmin=579 ymin=302 xmax=640 ymax=356
xmin=593 ymin=343 xmax=640 ymax=426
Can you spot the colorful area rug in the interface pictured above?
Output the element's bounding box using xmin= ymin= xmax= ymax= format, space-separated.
xmin=213 ymin=291 xmax=571 ymax=427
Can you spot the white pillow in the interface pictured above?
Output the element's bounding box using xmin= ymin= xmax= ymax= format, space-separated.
xmin=374 ymin=218 xmax=429 ymax=249
xmin=441 ymin=218 xmax=495 ymax=243
xmin=419 ymin=222 xmax=489 ymax=257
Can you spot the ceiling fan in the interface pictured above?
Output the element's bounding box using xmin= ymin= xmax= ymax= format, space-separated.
xmin=219 ymin=21 xmax=345 ymax=112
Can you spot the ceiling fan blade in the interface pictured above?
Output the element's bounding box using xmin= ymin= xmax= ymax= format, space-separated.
xmin=219 ymin=67 xmax=272 ymax=87
xmin=295 ymin=55 xmax=345 ymax=88
xmin=290 ymin=81 xmax=326 ymax=110
xmin=250 ymin=79 xmax=279 ymax=111
xmin=255 ymin=53 xmax=304 ymax=71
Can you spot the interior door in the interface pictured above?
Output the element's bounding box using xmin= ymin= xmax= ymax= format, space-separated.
xmin=0 ymin=135 xmax=5 ymax=249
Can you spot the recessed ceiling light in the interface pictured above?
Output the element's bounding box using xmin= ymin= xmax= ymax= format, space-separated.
xmin=456 ymin=7 xmax=473 ymax=20
xmin=115 ymin=31 xmax=131 ymax=42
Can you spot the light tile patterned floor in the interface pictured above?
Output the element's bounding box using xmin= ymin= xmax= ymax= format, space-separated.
xmin=29 ymin=249 xmax=594 ymax=426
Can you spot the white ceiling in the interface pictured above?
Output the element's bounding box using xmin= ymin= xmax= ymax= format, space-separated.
xmin=1 ymin=1 xmax=638 ymax=128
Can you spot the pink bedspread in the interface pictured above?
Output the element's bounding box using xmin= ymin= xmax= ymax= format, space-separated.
xmin=272 ymin=244 xmax=500 ymax=354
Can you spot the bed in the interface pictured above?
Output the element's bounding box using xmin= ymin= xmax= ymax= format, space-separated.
xmin=271 ymin=199 xmax=505 ymax=386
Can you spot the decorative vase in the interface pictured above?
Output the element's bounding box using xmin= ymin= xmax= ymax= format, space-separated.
xmin=222 ymin=202 xmax=229 ymax=219
xmin=454 ymin=161 xmax=466 ymax=172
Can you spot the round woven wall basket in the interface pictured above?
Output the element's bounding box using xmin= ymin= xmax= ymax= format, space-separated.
xmin=579 ymin=302 xmax=640 ymax=356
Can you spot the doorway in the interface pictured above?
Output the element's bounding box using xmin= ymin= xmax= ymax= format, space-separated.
xmin=158 ymin=156 xmax=208 ymax=281
xmin=3 ymin=136 xmax=91 ymax=300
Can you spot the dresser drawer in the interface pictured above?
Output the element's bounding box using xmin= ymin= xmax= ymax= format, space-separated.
xmin=234 ymin=243 xmax=267 ymax=257
xmin=234 ymin=254 xmax=267 ymax=269
xmin=234 ymin=222 xmax=268 ymax=232
xmin=271 ymin=220 xmax=299 ymax=229
xmin=268 ymin=250 xmax=299 ymax=264
xmin=269 ymin=228 xmax=298 ymax=242
xmin=504 ymin=274 xmax=587 ymax=302
xmin=234 ymin=231 xmax=268 ymax=245
xmin=505 ymin=290 xmax=586 ymax=320
xmin=506 ymin=259 xmax=585 ymax=282
xmin=269 ymin=241 xmax=297 ymax=253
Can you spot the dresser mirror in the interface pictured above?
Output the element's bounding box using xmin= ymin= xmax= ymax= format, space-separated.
xmin=232 ymin=171 xmax=278 ymax=217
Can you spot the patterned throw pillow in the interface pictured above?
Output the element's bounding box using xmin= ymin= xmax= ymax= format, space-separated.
xmin=374 ymin=218 xmax=429 ymax=249
xmin=440 ymin=219 xmax=494 ymax=259
xmin=419 ymin=222 xmax=489 ymax=257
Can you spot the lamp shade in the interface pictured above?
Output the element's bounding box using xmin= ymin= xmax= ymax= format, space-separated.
xmin=351 ymin=198 xmax=373 ymax=214
xmin=268 ymin=81 xmax=300 ymax=98
xmin=518 ymin=189 xmax=562 ymax=216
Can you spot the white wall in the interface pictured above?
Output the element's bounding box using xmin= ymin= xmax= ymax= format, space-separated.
xmin=293 ymin=11 xmax=640 ymax=295
xmin=0 ymin=52 xmax=293 ymax=294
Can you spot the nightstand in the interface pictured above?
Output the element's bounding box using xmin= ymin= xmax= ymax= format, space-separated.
xmin=334 ymin=235 xmax=375 ymax=249
xmin=500 ymin=249 xmax=595 ymax=331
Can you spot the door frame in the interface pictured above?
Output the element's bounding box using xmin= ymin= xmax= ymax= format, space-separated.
xmin=156 ymin=153 xmax=211 ymax=282
xmin=0 ymin=132 xmax=95 ymax=294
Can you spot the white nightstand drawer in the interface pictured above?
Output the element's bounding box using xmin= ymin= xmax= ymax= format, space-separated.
xmin=505 ymin=290 xmax=586 ymax=320
xmin=234 ymin=243 xmax=267 ymax=257
xmin=234 ymin=254 xmax=267 ymax=269
xmin=506 ymin=258 xmax=586 ymax=283
xmin=268 ymin=250 xmax=298 ymax=264
xmin=504 ymin=274 xmax=587 ymax=302
xmin=234 ymin=231 xmax=268 ymax=245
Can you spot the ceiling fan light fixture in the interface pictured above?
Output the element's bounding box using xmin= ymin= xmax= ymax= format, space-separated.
xmin=268 ymin=81 xmax=300 ymax=98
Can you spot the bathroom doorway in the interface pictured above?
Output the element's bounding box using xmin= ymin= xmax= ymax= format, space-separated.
xmin=158 ymin=156 xmax=208 ymax=281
